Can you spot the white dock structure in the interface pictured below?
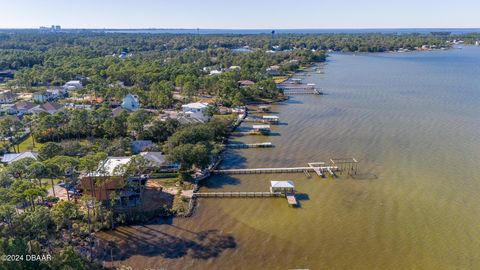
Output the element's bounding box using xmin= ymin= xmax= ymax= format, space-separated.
xmin=277 ymin=82 xmax=323 ymax=95
xmin=212 ymin=164 xmax=339 ymax=177
xmin=225 ymin=142 xmax=273 ymax=149
xmin=192 ymin=181 xmax=298 ymax=206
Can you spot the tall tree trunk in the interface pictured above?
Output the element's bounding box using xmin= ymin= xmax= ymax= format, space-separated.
xmin=50 ymin=178 xmax=56 ymax=197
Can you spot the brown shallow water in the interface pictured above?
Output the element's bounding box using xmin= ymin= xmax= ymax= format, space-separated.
xmin=99 ymin=47 xmax=480 ymax=269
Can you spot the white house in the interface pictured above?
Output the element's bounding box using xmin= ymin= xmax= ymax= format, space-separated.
xmin=0 ymin=90 xmax=17 ymax=104
xmin=88 ymin=156 xmax=133 ymax=177
xmin=121 ymin=93 xmax=140 ymax=111
xmin=181 ymin=102 xmax=209 ymax=121
xmin=63 ymin=80 xmax=83 ymax=91
xmin=1 ymin=152 xmax=38 ymax=164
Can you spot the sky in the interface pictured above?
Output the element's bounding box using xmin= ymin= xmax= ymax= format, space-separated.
xmin=0 ymin=0 xmax=479 ymax=29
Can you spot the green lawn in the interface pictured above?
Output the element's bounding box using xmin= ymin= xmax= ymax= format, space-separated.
xmin=17 ymin=135 xmax=44 ymax=152
xmin=150 ymin=178 xmax=179 ymax=188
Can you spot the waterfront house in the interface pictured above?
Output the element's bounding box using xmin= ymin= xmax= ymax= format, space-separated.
xmin=181 ymin=102 xmax=209 ymax=121
xmin=63 ymin=80 xmax=83 ymax=91
xmin=0 ymin=90 xmax=17 ymax=104
xmin=80 ymin=157 xmax=136 ymax=205
xmin=1 ymin=152 xmax=38 ymax=164
xmin=139 ymin=151 xmax=180 ymax=171
xmin=270 ymin=180 xmax=295 ymax=194
xmin=121 ymin=93 xmax=140 ymax=111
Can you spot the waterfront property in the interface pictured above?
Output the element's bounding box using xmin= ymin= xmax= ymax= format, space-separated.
xmin=181 ymin=102 xmax=209 ymax=122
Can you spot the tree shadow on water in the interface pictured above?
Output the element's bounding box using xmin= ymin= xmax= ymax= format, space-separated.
xmin=202 ymin=175 xmax=241 ymax=189
xmin=97 ymin=227 xmax=237 ymax=261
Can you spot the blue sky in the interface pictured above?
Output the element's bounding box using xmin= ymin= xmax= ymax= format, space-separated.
xmin=0 ymin=0 xmax=478 ymax=29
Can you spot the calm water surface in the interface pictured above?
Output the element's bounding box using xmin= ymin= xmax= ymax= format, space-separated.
xmin=100 ymin=46 xmax=480 ymax=269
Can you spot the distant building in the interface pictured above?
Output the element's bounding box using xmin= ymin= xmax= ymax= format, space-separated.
xmin=46 ymin=88 xmax=67 ymax=99
xmin=266 ymin=65 xmax=281 ymax=76
xmin=209 ymin=70 xmax=223 ymax=76
xmin=227 ymin=66 xmax=241 ymax=72
xmin=30 ymin=102 xmax=64 ymax=114
xmin=1 ymin=152 xmax=38 ymax=164
xmin=237 ymin=80 xmax=255 ymax=88
xmin=63 ymin=80 xmax=83 ymax=91
xmin=121 ymin=93 xmax=140 ymax=111
xmin=181 ymin=102 xmax=209 ymax=121
xmin=14 ymin=101 xmax=37 ymax=115
xmin=33 ymin=91 xmax=54 ymax=103
xmin=0 ymin=90 xmax=17 ymax=104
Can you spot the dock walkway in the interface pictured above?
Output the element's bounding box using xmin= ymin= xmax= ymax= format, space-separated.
xmin=226 ymin=142 xmax=273 ymax=149
xmin=193 ymin=191 xmax=283 ymax=198
xmin=212 ymin=165 xmax=338 ymax=177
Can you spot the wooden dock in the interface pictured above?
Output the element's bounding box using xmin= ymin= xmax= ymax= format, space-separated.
xmin=193 ymin=191 xmax=283 ymax=198
xmin=226 ymin=142 xmax=273 ymax=149
xmin=286 ymin=194 xmax=298 ymax=206
xmin=212 ymin=165 xmax=338 ymax=177
xmin=282 ymin=89 xmax=322 ymax=95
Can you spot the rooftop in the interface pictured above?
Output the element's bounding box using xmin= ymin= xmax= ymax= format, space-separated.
xmin=182 ymin=102 xmax=208 ymax=109
xmin=270 ymin=180 xmax=295 ymax=189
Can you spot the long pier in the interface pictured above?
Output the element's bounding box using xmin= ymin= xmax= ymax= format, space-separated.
xmin=193 ymin=191 xmax=283 ymax=198
xmin=283 ymin=89 xmax=322 ymax=95
xmin=212 ymin=166 xmax=339 ymax=177
xmin=226 ymin=142 xmax=273 ymax=149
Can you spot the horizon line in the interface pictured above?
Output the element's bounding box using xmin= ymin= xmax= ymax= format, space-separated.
xmin=1 ymin=27 xmax=480 ymax=30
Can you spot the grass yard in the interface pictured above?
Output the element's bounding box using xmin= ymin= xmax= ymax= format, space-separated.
xmin=17 ymin=135 xmax=44 ymax=152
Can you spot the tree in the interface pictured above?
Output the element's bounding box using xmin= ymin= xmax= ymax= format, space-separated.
xmin=7 ymin=157 xmax=36 ymax=179
xmin=169 ymin=143 xmax=210 ymax=171
xmin=38 ymin=142 xmax=64 ymax=160
xmin=51 ymin=200 xmax=78 ymax=230
xmin=23 ymin=188 xmax=46 ymax=211
xmin=127 ymin=110 xmax=152 ymax=139
xmin=27 ymin=161 xmax=48 ymax=187
xmin=49 ymin=246 xmax=86 ymax=270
